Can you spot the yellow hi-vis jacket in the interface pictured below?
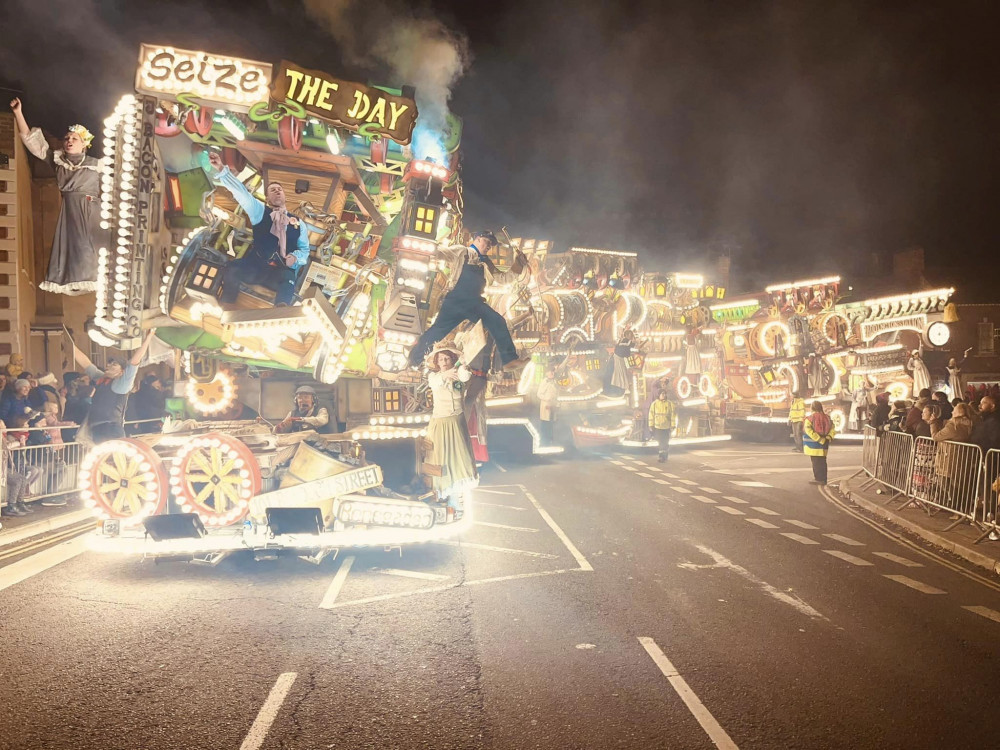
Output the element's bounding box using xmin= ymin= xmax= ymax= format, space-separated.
xmin=803 ymin=413 xmax=836 ymax=456
xmin=648 ymin=398 xmax=678 ymax=430
xmin=789 ymin=397 xmax=806 ymax=424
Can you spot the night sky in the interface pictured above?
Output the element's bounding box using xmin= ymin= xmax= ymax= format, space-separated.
xmin=2 ymin=0 xmax=996 ymax=299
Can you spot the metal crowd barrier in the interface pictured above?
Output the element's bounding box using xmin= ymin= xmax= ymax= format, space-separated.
xmin=977 ymin=449 xmax=1000 ymax=543
xmin=3 ymin=440 xmax=86 ymax=507
xmin=859 ymin=426 xmax=879 ymax=479
xmin=870 ymin=429 xmax=915 ymax=502
xmin=909 ymin=437 xmax=983 ymax=529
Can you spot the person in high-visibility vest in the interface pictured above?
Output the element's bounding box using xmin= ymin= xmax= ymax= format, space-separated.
xmin=789 ymin=392 xmax=806 ymax=452
xmin=648 ymin=389 xmax=678 ymax=463
xmin=803 ymin=401 xmax=836 ymax=485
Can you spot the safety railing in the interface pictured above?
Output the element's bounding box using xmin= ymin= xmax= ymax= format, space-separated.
xmin=869 ymin=429 xmax=915 ymax=502
xmin=3 ymin=440 xmax=86 ymax=506
xmin=977 ymin=449 xmax=1000 ymax=543
xmin=909 ymin=437 xmax=983 ymax=529
xmin=859 ymin=426 xmax=879 ymax=479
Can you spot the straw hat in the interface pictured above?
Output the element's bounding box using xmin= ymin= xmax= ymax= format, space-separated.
xmin=425 ymin=340 xmax=462 ymax=372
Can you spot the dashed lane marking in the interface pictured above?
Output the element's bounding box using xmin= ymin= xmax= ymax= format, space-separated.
xmin=963 ymin=605 xmax=1000 ymax=624
xmin=653 ymin=479 xmax=671 ymax=485
xmin=522 ymin=487 xmax=594 ymax=572
xmin=661 ymin=472 xmax=679 ymax=479
xmin=610 ymin=459 xmax=627 ymax=466
xmin=678 ymin=479 xmax=699 ymax=486
xmin=780 ymin=533 xmax=820 ymax=545
xmin=672 ymin=487 xmax=692 ymax=494
xmin=872 ymin=552 xmax=922 ymax=568
xmin=723 ymin=496 xmax=749 ymax=505
xmin=824 ymin=533 xmax=864 ymax=547
xmin=692 ymin=495 xmax=717 ymax=504
xmin=698 ymin=487 xmax=721 ymax=495
xmin=746 ymin=518 xmax=779 ymax=529
xmin=823 ymin=550 xmax=874 ymax=566
xmin=730 ymin=481 xmax=773 ymax=488
xmin=752 ymin=507 xmax=780 ymax=516
xmin=638 ymin=637 xmax=740 ymax=750
xmin=475 ymin=521 xmax=539 ymax=533
xmin=784 ymin=519 xmax=819 ymax=530
xmin=376 ymin=568 xmax=450 ymax=581
xmin=240 ymin=672 xmax=297 ymax=750
xmin=637 ymin=472 xmax=655 ymax=478
xmin=475 ymin=501 xmax=528 ymax=511
xmin=434 ymin=540 xmax=558 ymax=559
xmin=883 ymin=575 xmax=947 ymax=594
xmin=319 ymin=555 xmax=355 ymax=609
xmin=716 ymin=506 xmax=745 ymax=516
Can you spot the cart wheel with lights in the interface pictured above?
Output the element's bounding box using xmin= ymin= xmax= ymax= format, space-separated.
xmin=79 ymin=439 xmax=168 ymax=526
xmin=169 ymin=432 xmax=263 ymax=527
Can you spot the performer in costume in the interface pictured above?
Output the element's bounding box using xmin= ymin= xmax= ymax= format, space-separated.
xmin=424 ymin=341 xmax=478 ymax=516
xmin=946 ymin=347 xmax=973 ymax=399
xmin=274 ymin=385 xmax=331 ymax=434
xmin=907 ymin=348 xmax=932 ymax=395
xmin=207 ymin=151 xmax=310 ymax=306
xmin=10 ymin=98 xmax=104 ymax=294
xmin=604 ymin=328 xmax=635 ymax=396
xmin=408 ymin=232 xmax=529 ymax=371
xmin=461 ymin=330 xmax=494 ymax=464
xmin=682 ymin=326 xmax=703 ymax=376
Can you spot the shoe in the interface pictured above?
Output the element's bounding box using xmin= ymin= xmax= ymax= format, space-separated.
xmin=989 ymin=531 xmax=1000 ymax=542
xmin=502 ymin=355 xmax=531 ymax=372
xmin=2 ymin=505 xmax=26 ymax=517
xmin=16 ymin=502 xmax=35 ymax=513
xmin=41 ymin=498 xmax=68 ymax=507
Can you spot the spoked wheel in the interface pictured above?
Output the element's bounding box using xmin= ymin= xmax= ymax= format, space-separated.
xmin=169 ymin=433 xmax=261 ymax=527
xmin=277 ymin=116 xmax=303 ymax=151
xmin=79 ymin=439 xmax=168 ymax=526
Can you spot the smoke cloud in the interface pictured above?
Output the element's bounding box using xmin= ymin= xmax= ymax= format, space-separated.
xmin=301 ymin=0 xmax=469 ymax=162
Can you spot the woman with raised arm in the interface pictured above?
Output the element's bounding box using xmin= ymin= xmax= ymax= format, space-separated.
xmin=10 ymin=98 xmax=104 ymax=295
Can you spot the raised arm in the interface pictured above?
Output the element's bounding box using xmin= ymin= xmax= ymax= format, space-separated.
xmin=130 ymin=329 xmax=157 ymax=367
xmin=10 ymin=97 xmax=50 ymax=161
xmin=207 ymin=151 xmax=264 ymax=224
xmin=9 ymin=98 xmax=29 ymax=138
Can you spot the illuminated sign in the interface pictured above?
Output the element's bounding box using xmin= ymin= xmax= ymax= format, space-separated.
xmin=135 ymin=45 xmax=272 ymax=111
xmin=271 ymin=60 xmax=418 ymax=144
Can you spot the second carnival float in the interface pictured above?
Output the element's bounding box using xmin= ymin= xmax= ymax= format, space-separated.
xmin=21 ymin=44 xmax=959 ymax=562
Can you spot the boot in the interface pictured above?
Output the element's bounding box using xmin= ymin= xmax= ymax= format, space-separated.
xmin=2 ymin=503 xmax=26 ymax=517
xmin=15 ymin=500 xmax=34 ymax=514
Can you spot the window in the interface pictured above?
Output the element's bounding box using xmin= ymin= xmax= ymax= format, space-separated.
xmin=413 ymin=206 xmax=436 ymax=235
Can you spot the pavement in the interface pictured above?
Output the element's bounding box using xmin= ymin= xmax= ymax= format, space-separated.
xmin=3 ymin=440 xmax=1000 ymax=749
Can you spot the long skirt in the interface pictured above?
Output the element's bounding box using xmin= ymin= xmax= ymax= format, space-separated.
xmin=610 ymin=355 xmax=630 ymax=391
xmin=683 ymin=344 xmax=702 ymax=376
xmin=40 ymin=192 xmax=100 ymax=295
xmin=427 ymin=413 xmax=479 ymax=500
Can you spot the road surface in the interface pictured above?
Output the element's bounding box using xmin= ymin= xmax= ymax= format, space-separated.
xmin=3 ymin=440 xmax=1000 ymax=749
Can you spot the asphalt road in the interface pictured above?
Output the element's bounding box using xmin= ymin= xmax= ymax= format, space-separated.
xmin=3 ymin=439 xmax=1000 ymax=749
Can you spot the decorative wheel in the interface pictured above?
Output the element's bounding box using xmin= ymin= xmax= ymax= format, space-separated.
xmin=675 ymin=376 xmax=693 ymax=400
xmin=170 ymin=433 xmax=261 ymax=526
xmin=277 ymin=116 xmax=303 ymax=151
xmin=185 ymin=371 xmax=236 ymax=416
xmin=79 ymin=439 xmax=167 ymax=525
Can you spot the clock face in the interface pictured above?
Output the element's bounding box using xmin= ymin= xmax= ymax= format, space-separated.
xmin=927 ymin=321 xmax=950 ymax=347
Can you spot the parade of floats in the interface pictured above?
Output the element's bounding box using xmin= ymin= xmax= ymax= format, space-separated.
xmin=21 ymin=44 xmax=958 ymax=563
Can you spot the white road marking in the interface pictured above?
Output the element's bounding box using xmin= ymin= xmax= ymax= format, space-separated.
xmin=780 ymin=533 xmax=819 ymax=545
xmin=784 ymin=519 xmax=819 ymax=530
xmin=716 ymin=506 xmax=745 ymax=516
xmin=475 ymin=521 xmax=539 ymax=533
xmin=610 ymin=459 xmax=627 ymax=466
xmin=723 ymin=496 xmax=749 ymax=505
xmin=638 ymin=637 xmax=739 ymax=750
xmin=963 ymin=605 xmax=1000 ymax=624
xmin=522 ymin=488 xmax=594 ymax=571
xmin=872 ymin=552 xmax=922 ymax=568
xmin=680 ymin=544 xmax=825 ymax=620
xmin=692 ymin=495 xmax=717 ymax=504
xmin=319 ymin=555 xmax=355 ymax=609
xmin=376 ymin=568 xmax=450 ymax=581
xmin=823 ymin=550 xmax=873 ymax=566
xmin=653 ymin=478 xmax=671 ymax=485
xmin=637 ymin=472 xmax=654 ymax=478
xmin=672 ymin=486 xmax=692 ymax=494
xmin=475 ymin=489 xmax=517 ymax=496
xmin=824 ymin=533 xmax=864 ymax=547
xmin=0 ymin=535 xmax=88 ymax=593
xmin=329 ymin=568 xmax=581 ymax=608
xmin=475 ymin=501 xmax=527 ymax=511
xmin=660 ymin=472 xmax=679 ymax=479
xmin=883 ymin=575 xmax=946 ymax=594
xmin=493 ymin=463 xmax=508 ymax=473
xmin=0 ymin=509 xmax=92 ymax=549
xmin=698 ymin=487 xmax=721 ymax=495
xmin=730 ymin=480 xmax=773 ymax=488
xmin=576 ymin=643 xmax=597 ymax=650
xmin=435 ymin=540 xmax=558 ymax=559
xmin=678 ymin=479 xmax=699 ymax=486
xmin=746 ymin=518 xmax=779 ymax=529
xmin=752 ymin=507 xmax=780 ymax=516
xmin=240 ymin=672 xmax=297 ymax=750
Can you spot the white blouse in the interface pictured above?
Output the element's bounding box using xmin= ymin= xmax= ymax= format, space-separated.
xmin=429 ymin=366 xmax=472 ymax=418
